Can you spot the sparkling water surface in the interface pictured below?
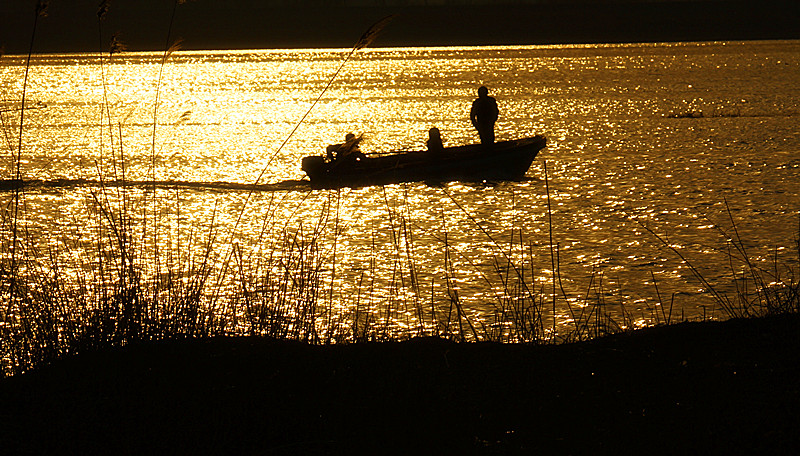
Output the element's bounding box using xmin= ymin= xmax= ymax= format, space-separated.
xmin=2 ymin=41 xmax=799 ymax=336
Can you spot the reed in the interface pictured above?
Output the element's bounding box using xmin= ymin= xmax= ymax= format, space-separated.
xmin=632 ymin=202 xmax=800 ymax=320
xmin=3 ymin=171 xmax=798 ymax=376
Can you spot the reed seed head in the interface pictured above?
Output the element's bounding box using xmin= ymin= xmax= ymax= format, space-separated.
xmin=98 ymin=0 xmax=110 ymax=20
xmin=36 ymin=1 xmax=49 ymax=17
xmin=109 ymin=32 xmax=126 ymax=56
xmin=165 ymin=38 xmax=183 ymax=58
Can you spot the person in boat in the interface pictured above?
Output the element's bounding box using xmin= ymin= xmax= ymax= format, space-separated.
xmin=426 ymin=127 xmax=443 ymax=152
xmin=326 ymin=133 xmax=364 ymax=161
xmin=470 ymin=85 xmax=499 ymax=145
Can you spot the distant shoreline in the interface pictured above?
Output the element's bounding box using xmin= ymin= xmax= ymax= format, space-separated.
xmin=2 ymin=1 xmax=798 ymax=54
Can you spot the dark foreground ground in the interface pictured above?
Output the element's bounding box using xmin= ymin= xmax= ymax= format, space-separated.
xmin=1 ymin=314 xmax=799 ymax=455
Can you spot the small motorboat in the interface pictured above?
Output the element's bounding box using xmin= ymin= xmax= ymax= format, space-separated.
xmin=301 ymin=135 xmax=546 ymax=188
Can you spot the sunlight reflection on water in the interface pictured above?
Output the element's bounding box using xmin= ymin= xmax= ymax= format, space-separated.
xmin=2 ymin=41 xmax=799 ymax=336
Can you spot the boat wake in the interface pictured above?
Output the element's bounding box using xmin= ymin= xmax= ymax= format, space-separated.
xmin=0 ymin=178 xmax=311 ymax=193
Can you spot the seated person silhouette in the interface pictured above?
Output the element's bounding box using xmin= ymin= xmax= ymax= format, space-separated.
xmin=426 ymin=127 xmax=444 ymax=152
xmin=326 ymin=133 xmax=364 ymax=161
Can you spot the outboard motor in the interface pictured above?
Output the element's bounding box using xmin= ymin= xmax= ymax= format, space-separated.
xmin=301 ymin=156 xmax=326 ymax=180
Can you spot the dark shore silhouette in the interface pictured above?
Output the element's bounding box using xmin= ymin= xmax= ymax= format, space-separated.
xmin=2 ymin=314 xmax=798 ymax=454
xmin=2 ymin=0 xmax=799 ymax=54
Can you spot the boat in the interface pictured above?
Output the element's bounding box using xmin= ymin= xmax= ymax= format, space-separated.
xmin=301 ymin=135 xmax=547 ymax=188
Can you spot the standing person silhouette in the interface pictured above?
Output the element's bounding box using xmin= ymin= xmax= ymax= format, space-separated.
xmin=470 ymin=86 xmax=499 ymax=145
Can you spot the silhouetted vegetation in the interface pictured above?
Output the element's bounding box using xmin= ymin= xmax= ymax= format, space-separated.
xmin=2 ymin=0 xmax=799 ymax=379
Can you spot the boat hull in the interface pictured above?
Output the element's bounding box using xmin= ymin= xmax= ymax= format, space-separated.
xmin=302 ymin=135 xmax=546 ymax=189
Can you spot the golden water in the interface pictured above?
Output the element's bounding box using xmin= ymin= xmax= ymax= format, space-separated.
xmin=2 ymin=41 xmax=799 ymax=336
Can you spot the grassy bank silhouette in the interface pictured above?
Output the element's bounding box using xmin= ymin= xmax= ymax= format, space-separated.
xmin=1 ymin=313 xmax=798 ymax=454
